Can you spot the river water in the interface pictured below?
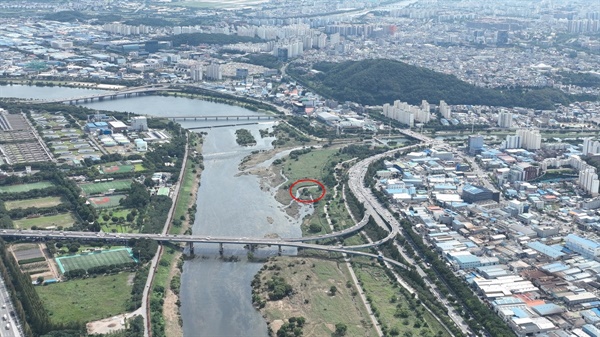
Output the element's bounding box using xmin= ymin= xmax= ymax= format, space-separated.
xmin=0 ymin=85 xmax=302 ymax=336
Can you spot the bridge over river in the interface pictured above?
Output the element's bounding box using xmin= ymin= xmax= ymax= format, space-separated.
xmin=0 ymin=227 xmax=409 ymax=270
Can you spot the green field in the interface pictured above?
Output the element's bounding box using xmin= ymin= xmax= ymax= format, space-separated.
xmin=0 ymin=181 xmax=53 ymax=193
xmin=80 ymin=180 xmax=132 ymax=195
xmin=354 ymin=260 xmax=451 ymax=337
xmin=283 ymin=148 xmax=341 ymax=184
xmin=257 ymin=257 xmax=378 ymax=337
xmin=56 ymin=248 xmax=136 ymax=273
xmin=4 ymin=196 xmax=62 ymax=210
xmin=134 ymin=163 xmax=145 ymax=172
xmin=36 ymin=272 xmax=133 ymax=324
xmin=14 ymin=213 xmax=75 ymax=229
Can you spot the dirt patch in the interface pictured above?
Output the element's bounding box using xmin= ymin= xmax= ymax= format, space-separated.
xmin=86 ymin=310 xmax=141 ymax=335
xmin=127 ymin=273 xmax=135 ymax=286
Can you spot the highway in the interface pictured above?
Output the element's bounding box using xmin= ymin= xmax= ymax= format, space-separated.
xmin=346 ymin=138 xmax=473 ymax=336
xmin=0 ymin=276 xmax=23 ymax=337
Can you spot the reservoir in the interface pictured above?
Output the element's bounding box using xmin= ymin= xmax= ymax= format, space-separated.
xmin=0 ymin=85 xmax=301 ymax=336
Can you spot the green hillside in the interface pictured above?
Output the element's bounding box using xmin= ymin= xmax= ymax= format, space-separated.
xmin=290 ymin=59 xmax=576 ymax=109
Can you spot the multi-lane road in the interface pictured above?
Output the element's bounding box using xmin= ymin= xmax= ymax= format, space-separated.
xmin=0 ymin=276 xmax=22 ymax=337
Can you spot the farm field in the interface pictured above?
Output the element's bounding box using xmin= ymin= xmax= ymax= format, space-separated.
xmin=80 ymin=180 xmax=132 ymax=195
xmin=55 ymin=248 xmax=136 ymax=273
xmin=36 ymin=273 xmax=133 ymax=324
xmin=0 ymin=181 xmax=53 ymax=193
xmin=13 ymin=213 xmax=76 ymax=229
xmin=4 ymin=196 xmax=62 ymax=210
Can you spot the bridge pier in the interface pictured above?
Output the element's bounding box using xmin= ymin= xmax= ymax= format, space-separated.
xmin=188 ymin=242 xmax=194 ymax=255
xmin=219 ymin=243 xmax=224 ymax=256
xmin=278 ymin=245 xmax=282 ymax=256
xmin=249 ymin=244 xmax=257 ymax=252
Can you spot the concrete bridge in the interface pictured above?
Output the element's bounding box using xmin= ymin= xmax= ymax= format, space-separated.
xmin=25 ymin=85 xmax=176 ymax=105
xmin=168 ymin=115 xmax=281 ymax=122
xmin=0 ymin=228 xmax=409 ymax=270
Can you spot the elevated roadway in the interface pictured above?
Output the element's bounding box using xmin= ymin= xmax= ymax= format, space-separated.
xmin=24 ymin=85 xmax=175 ymax=105
xmin=0 ymin=229 xmax=408 ymax=270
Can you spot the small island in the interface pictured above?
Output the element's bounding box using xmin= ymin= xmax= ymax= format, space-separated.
xmin=235 ymin=128 xmax=257 ymax=146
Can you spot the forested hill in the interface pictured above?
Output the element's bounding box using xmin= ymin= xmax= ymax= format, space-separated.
xmin=292 ymin=59 xmax=579 ymax=109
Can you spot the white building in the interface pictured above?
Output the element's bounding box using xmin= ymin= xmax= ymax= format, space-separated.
xmin=205 ymin=63 xmax=222 ymax=81
xmin=439 ymin=100 xmax=451 ymax=119
xmin=516 ymin=129 xmax=541 ymax=150
xmin=190 ymin=64 xmax=203 ymax=82
xmin=383 ymin=100 xmax=430 ymax=127
xmin=130 ymin=116 xmax=148 ymax=132
xmin=582 ymin=138 xmax=600 ymax=156
xmin=579 ymin=168 xmax=600 ymax=196
xmin=504 ymin=134 xmax=522 ymax=149
xmin=498 ymin=110 xmax=513 ymax=128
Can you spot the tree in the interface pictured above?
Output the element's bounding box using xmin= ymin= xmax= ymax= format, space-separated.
xmin=308 ymin=223 xmax=321 ymax=233
xmin=334 ymin=323 xmax=347 ymax=336
xmin=36 ymin=276 xmax=44 ymax=285
xmin=329 ymin=285 xmax=337 ymax=296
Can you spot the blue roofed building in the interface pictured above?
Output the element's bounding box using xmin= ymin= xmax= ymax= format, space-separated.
xmin=565 ymin=234 xmax=600 ymax=260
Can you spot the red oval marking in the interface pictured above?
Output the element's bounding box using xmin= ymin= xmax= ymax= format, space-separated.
xmin=289 ymin=179 xmax=326 ymax=204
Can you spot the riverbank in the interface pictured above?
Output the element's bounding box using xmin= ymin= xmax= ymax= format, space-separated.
xmin=154 ymin=132 xmax=204 ymax=337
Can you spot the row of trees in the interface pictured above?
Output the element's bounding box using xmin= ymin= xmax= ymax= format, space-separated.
xmin=63 ymin=262 xmax=138 ymax=280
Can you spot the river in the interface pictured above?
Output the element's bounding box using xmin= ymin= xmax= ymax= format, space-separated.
xmin=0 ymin=85 xmax=302 ymax=336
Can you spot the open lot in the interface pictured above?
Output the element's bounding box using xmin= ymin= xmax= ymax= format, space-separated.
xmin=0 ymin=181 xmax=53 ymax=193
xmin=256 ymin=257 xmax=378 ymax=337
xmin=36 ymin=272 xmax=133 ymax=324
xmin=80 ymin=180 xmax=132 ymax=195
xmin=55 ymin=248 xmax=136 ymax=273
xmin=14 ymin=212 xmax=76 ymax=229
xmin=4 ymin=196 xmax=62 ymax=210
xmin=89 ymin=194 xmax=125 ymax=209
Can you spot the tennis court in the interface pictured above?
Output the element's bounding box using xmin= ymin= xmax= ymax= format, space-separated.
xmin=0 ymin=181 xmax=53 ymax=193
xmin=89 ymin=194 xmax=125 ymax=209
xmin=80 ymin=180 xmax=132 ymax=195
xmin=55 ymin=248 xmax=137 ymax=274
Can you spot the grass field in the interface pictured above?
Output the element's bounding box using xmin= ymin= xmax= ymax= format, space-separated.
xmin=80 ymin=180 xmax=132 ymax=195
xmin=14 ymin=213 xmax=75 ymax=229
xmin=0 ymin=181 xmax=53 ymax=194
xmin=36 ymin=272 xmax=133 ymax=324
xmin=354 ymin=260 xmax=451 ymax=337
xmin=89 ymin=194 xmax=125 ymax=209
xmin=134 ymin=163 xmax=145 ymax=172
xmin=256 ymin=257 xmax=378 ymax=337
xmin=4 ymin=196 xmax=62 ymax=210
xmin=56 ymin=248 xmax=136 ymax=273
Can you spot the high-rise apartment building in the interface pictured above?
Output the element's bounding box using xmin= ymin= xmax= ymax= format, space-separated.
xmin=497 ymin=110 xmax=513 ymax=128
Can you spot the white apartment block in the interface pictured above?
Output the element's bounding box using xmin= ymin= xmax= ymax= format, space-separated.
xmin=582 ymin=138 xmax=600 ymax=156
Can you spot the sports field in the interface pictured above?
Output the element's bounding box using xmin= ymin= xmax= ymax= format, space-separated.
xmin=5 ymin=196 xmax=62 ymax=210
xmin=14 ymin=212 xmax=75 ymax=229
xmin=80 ymin=180 xmax=132 ymax=195
xmin=55 ymin=248 xmax=137 ymax=273
xmin=0 ymin=181 xmax=53 ymax=193
xmin=100 ymin=164 xmax=134 ymax=174
xmin=89 ymin=194 xmax=125 ymax=209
